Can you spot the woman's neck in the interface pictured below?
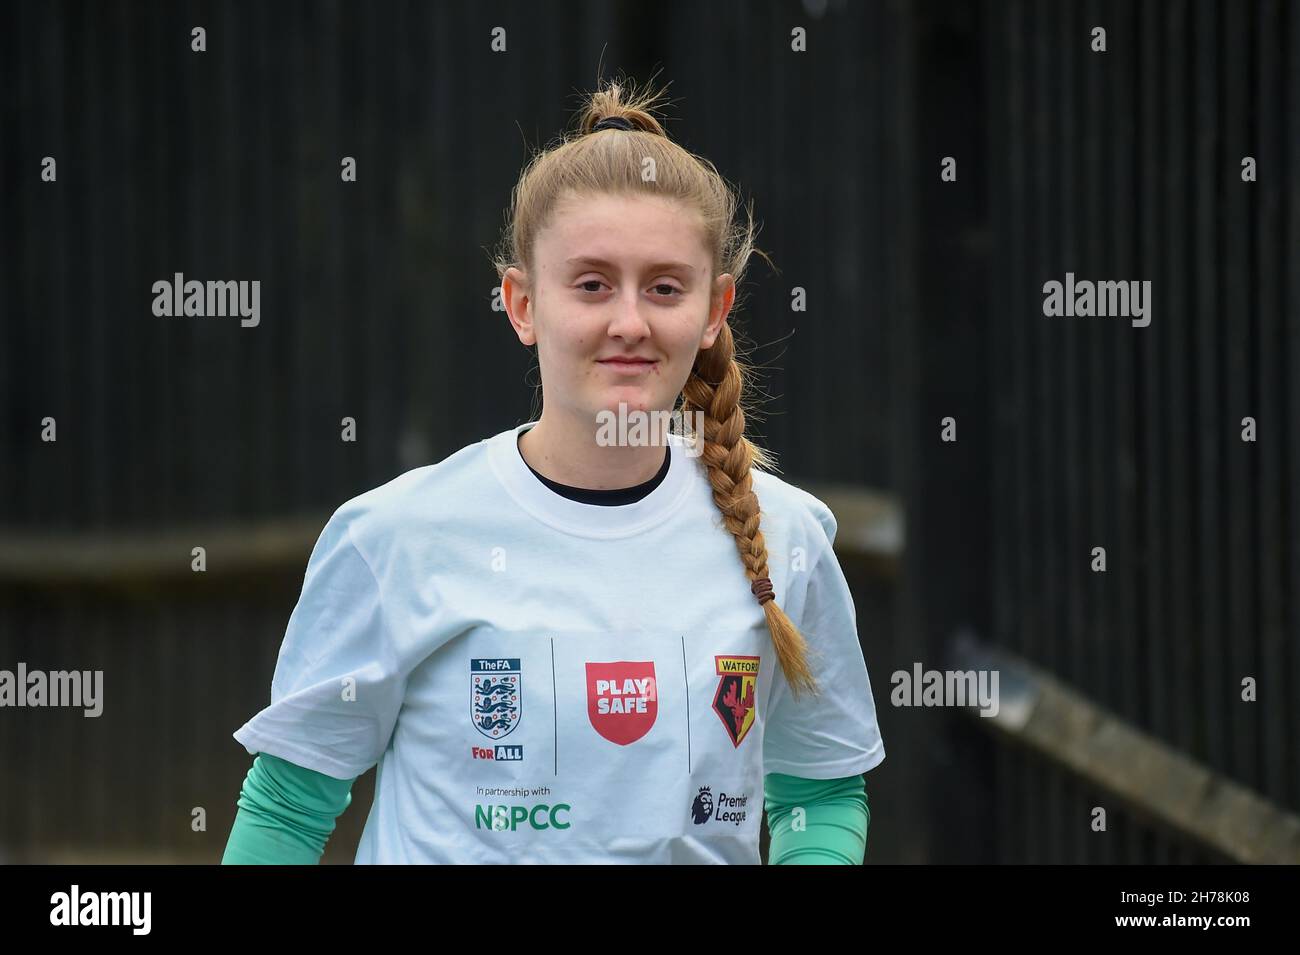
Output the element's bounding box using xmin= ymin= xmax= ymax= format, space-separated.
xmin=517 ymin=411 xmax=672 ymax=490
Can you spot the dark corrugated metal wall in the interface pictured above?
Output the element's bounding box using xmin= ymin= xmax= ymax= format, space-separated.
xmin=2 ymin=0 xmax=903 ymax=530
xmin=983 ymin=0 xmax=1298 ymax=861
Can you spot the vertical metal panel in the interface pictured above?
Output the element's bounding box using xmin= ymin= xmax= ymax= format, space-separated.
xmin=1285 ymin=0 xmax=1300 ymax=817
xmin=884 ymin=0 xmax=928 ymax=863
xmin=1192 ymin=0 xmax=1226 ymax=776
xmin=1252 ymin=0 xmax=1286 ymax=813
xmin=999 ymin=0 xmax=1028 ymax=865
xmin=88 ymin=0 xmax=111 ymax=529
xmin=1225 ymin=0 xmax=1258 ymax=794
xmin=1164 ymin=0 xmax=1197 ymax=779
xmin=1059 ymin=0 xmax=1079 ymax=704
xmin=1135 ymin=0 xmax=1174 ymax=865
xmin=1028 ymin=0 xmax=1052 ymax=863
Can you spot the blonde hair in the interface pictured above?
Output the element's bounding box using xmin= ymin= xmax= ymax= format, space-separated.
xmin=492 ymin=77 xmax=818 ymax=699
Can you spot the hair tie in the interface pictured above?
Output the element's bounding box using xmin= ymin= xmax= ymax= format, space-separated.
xmin=592 ymin=116 xmax=634 ymax=132
xmin=751 ymin=577 xmax=775 ymax=606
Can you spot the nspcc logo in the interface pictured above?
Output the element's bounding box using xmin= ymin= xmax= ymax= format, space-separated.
xmin=472 ymin=658 xmax=521 ymax=739
xmin=475 ymin=803 xmax=571 ymax=831
xmin=712 ymin=655 xmax=759 ymax=747
xmin=586 ymin=661 xmax=657 ymax=745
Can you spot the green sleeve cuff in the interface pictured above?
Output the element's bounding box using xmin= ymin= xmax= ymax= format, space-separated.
xmin=221 ymin=753 xmax=357 ymax=865
xmin=764 ymin=771 xmax=870 ymax=865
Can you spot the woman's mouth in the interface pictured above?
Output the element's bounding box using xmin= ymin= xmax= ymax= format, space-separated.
xmin=597 ymin=357 xmax=658 ymax=374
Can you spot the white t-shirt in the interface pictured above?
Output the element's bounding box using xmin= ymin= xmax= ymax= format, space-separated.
xmin=232 ymin=421 xmax=885 ymax=864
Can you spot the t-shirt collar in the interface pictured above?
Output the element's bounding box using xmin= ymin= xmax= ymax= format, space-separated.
xmin=486 ymin=420 xmax=696 ymax=539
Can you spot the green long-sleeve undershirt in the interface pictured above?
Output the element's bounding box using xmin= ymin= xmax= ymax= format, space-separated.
xmin=763 ymin=770 xmax=870 ymax=864
xmin=222 ymin=752 xmax=354 ymax=865
xmin=222 ymin=753 xmax=870 ymax=865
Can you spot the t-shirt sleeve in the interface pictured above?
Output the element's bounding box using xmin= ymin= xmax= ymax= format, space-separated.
xmin=232 ymin=510 xmax=406 ymax=780
xmin=761 ymin=499 xmax=886 ymax=779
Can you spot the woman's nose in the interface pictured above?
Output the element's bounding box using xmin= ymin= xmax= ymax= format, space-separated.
xmin=607 ymin=288 xmax=651 ymax=338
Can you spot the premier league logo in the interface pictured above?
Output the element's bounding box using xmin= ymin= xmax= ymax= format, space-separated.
xmin=471 ymin=659 xmax=521 ymax=739
xmin=712 ymin=655 xmax=759 ymax=747
xmin=690 ymin=786 xmax=714 ymax=825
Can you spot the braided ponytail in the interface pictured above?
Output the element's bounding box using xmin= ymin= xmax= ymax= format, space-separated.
xmin=681 ymin=323 xmax=819 ymax=700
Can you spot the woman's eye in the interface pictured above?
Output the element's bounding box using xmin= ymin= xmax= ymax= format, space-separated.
xmin=578 ymin=280 xmax=680 ymax=297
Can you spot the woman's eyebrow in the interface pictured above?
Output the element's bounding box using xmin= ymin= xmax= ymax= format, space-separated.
xmin=565 ymin=256 xmax=696 ymax=275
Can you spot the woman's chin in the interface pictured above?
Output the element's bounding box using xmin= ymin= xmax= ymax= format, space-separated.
xmin=595 ymin=389 xmax=658 ymax=415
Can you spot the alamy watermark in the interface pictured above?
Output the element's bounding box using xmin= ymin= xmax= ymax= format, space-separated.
xmin=152 ymin=273 xmax=260 ymax=327
xmin=595 ymin=403 xmax=704 ymax=458
xmin=891 ymin=662 xmax=999 ymax=717
xmin=1042 ymin=272 xmax=1151 ymax=327
xmin=50 ymin=885 xmax=150 ymax=935
xmin=0 ymin=663 xmax=103 ymax=717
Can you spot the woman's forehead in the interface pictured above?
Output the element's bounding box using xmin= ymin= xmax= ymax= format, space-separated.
xmin=539 ymin=194 xmax=709 ymax=261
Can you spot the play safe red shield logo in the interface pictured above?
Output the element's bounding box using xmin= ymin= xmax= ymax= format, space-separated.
xmin=586 ymin=661 xmax=658 ymax=745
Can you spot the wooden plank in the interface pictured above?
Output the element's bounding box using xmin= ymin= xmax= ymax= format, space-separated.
xmin=948 ymin=634 xmax=1300 ymax=863
xmin=0 ymin=483 xmax=900 ymax=588
xmin=0 ymin=514 xmax=328 ymax=586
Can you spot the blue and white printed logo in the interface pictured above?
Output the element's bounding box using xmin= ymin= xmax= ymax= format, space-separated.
xmin=471 ymin=658 xmax=521 ymax=739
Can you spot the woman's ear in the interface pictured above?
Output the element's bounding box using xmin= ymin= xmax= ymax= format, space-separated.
xmin=701 ymin=273 xmax=735 ymax=349
xmin=502 ymin=266 xmax=536 ymax=346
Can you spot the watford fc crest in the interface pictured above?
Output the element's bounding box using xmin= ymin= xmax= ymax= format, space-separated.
xmin=712 ymin=655 xmax=759 ymax=747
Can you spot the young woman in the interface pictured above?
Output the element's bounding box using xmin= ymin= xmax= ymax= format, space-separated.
xmin=223 ymin=79 xmax=885 ymax=865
